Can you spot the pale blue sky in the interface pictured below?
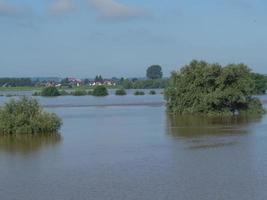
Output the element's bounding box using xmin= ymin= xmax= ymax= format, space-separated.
xmin=1 ymin=0 xmax=267 ymax=78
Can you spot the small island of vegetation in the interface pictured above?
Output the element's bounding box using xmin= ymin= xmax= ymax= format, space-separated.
xmin=41 ymin=86 xmax=60 ymax=97
xmin=134 ymin=91 xmax=145 ymax=96
xmin=149 ymin=90 xmax=156 ymax=95
xmin=92 ymin=85 xmax=109 ymax=96
xmin=165 ymin=60 xmax=266 ymax=116
xmin=115 ymin=88 xmax=127 ymax=96
xmin=0 ymin=97 xmax=62 ymax=135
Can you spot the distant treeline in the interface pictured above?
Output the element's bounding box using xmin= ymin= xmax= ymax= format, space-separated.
xmin=117 ymin=78 xmax=169 ymax=89
xmin=0 ymin=78 xmax=33 ymax=87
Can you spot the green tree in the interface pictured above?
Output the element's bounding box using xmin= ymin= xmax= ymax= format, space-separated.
xmin=92 ymin=86 xmax=108 ymax=96
xmin=41 ymin=86 xmax=60 ymax=97
xmin=165 ymin=60 xmax=265 ymax=116
xmin=146 ymin=65 xmax=163 ymax=79
xmin=71 ymin=89 xmax=87 ymax=96
xmin=115 ymin=88 xmax=127 ymax=96
xmin=0 ymin=97 xmax=62 ymax=135
xmin=95 ymin=75 xmax=103 ymax=83
xmin=251 ymin=73 xmax=267 ymax=94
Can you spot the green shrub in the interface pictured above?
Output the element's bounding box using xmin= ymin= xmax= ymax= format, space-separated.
xmin=32 ymin=91 xmax=40 ymax=96
xmin=149 ymin=90 xmax=156 ymax=95
xmin=71 ymin=89 xmax=87 ymax=96
xmin=41 ymin=86 xmax=60 ymax=97
xmin=92 ymin=86 xmax=108 ymax=96
xmin=115 ymin=88 xmax=127 ymax=96
xmin=87 ymin=90 xmax=93 ymax=95
xmin=134 ymin=91 xmax=145 ymax=96
xmin=59 ymin=90 xmax=69 ymax=96
xmin=0 ymin=97 xmax=62 ymax=135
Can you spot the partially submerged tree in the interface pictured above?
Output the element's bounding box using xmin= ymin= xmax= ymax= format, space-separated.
xmin=92 ymin=86 xmax=108 ymax=96
xmin=41 ymin=86 xmax=60 ymax=97
xmin=251 ymin=73 xmax=267 ymax=95
xmin=0 ymin=97 xmax=62 ymax=135
xmin=115 ymin=88 xmax=127 ymax=96
xmin=165 ymin=60 xmax=265 ymax=116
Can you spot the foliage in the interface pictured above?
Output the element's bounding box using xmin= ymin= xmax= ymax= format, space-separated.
xmin=251 ymin=73 xmax=267 ymax=94
xmin=118 ymin=78 xmax=168 ymax=89
xmin=115 ymin=88 xmax=127 ymax=96
xmin=0 ymin=97 xmax=62 ymax=135
xmin=71 ymin=89 xmax=87 ymax=96
xmin=32 ymin=91 xmax=40 ymax=96
xmin=165 ymin=60 xmax=265 ymax=116
xmin=146 ymin=65 xmax=163 ymax=79
xmin=59 ymin=90 xmax=70 ymax=96
xmin=92 ymin=86 xmax=108 ymax=96
xmin=0 ymin=78 xmax=33 ymax=87
xmin=94 ymin=75 xmax=103 ymax=83
xmin=149 ymin=90 xmax=156 ymax=95
xmin=134 ymin=91 xmax=145 ymax=96
xmin=41 ymin=86 xmax=60 ymax=97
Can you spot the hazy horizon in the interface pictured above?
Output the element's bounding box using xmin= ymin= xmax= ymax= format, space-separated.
xmin=1 ymin=0 xmax=267 ymax=77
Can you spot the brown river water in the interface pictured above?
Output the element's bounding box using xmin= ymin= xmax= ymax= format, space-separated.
xmin=0 ymin=91 xmax=267 ymax=200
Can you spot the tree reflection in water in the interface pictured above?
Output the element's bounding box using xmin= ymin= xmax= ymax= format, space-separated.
xmin=0 ymin=133 xmax=62 ymax=154
xmin=166 ymin=115 xmax=263 ymax=149
xmin=167 ymin=114 xmax=262 ymax=138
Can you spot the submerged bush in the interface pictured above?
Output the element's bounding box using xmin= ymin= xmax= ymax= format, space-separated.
xmin=59 ymin=90 xmax=69 ymax=96
xmin=41 ymin=86 xmax=60 ymax=97
xmin=165 ymin=60 xmax=265 ymax=116
xmin=149 ymin=90 xmax=156 ymax=95
xmin=71 ymin=89 xmax=87 ymax=96
xmin=134 ymin=91 xmax=145 ymax=96
xmin=0 ymin=97 xmax=62 ymax=135
xmin=87 ymin=90 xmax=93 ymax=95
xmin=32 ymin=91 xmax=40 ymax=96
xmin=115 ymin=88 xmax=127 ymax=96
xmin=92 ymin=86 xmax=108 ymax=96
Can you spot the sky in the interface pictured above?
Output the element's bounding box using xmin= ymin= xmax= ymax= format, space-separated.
xmin=0 ymin=0 xmax=267 ymax=78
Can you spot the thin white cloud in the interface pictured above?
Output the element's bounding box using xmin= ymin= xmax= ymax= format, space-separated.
xmin=49 ymin=0 xmax=75 ymax=15
xmin=88 ymin=0 xmax=146 ymax=20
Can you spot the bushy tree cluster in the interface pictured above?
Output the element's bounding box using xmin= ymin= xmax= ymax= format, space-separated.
xmin=92 ymin=86 xmax=108 ymax=96
xmin=0 ymin=78 xmax=33 ymax=87
xmin=41 ymin=86 xmax=60 ymax=97
xmin=165 ymin=60 xmax=265 ymax=116
xmin=118 ymin=79 xmax=168 ymax=89
xmin=115 ymin=88 xmax=127 ymax=96
xmin=0 ymin=97 xmax=62 ymax=135
xmin=251 ymin=73 xmax=267 ymax=94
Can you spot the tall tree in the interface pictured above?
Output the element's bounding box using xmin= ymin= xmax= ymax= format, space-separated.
xmin=146 ymin=65 xmax=163 ymax=79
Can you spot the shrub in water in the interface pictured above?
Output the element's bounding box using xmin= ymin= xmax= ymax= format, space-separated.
xmin=71 ymin=89 xmax=87 ymax=96
xmin=115 ymin=88 xmax=127 ymax=96
xmin=41 ymin=86 xmax=60 ymax=97
xmin=87 ymin=90 xmax=93 ymax=95
xmin=149 ymin=90 xmax=156 ymax=95
xmin=32 ymin=91 xmax=41 ymax=96
xmin=134 ymin=91 xmax=145 ymax=96
xmin=60 ymin=90 xmax=69 ymax=96
xmin=0 ymin=97 xmax=62 ymax=135
xmin=92 ymin=86 xmax=108 ymax=96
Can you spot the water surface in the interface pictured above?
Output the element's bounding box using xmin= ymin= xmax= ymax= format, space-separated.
xmin=0 ymin=94 xmax=267 ymax=200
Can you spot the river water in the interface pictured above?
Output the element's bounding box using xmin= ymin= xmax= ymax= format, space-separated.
xmin=0 ymin=91 xmax=267 ymax=200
